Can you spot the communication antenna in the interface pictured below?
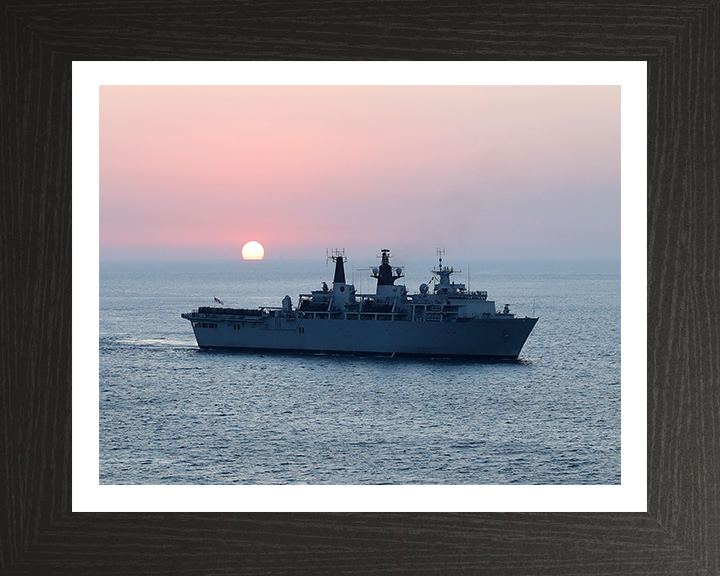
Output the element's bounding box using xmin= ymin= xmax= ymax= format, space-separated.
xmin=326 ymin=247 xmax=347 ymax=265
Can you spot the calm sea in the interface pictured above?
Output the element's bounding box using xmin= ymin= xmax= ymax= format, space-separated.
xmin=100 ymin=258 xmax=620 ymax=485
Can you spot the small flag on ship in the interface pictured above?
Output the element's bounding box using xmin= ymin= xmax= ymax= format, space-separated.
xmin=214 ymin=297 xmax=224 ymax=305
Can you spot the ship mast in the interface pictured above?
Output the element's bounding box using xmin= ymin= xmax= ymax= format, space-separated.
xmin=433 ymin=247 xmax=460 ymax=286
xmin=371 ymin=248 xmax=403 ymax=286
xmin=327 ymin=248 xmax=347 ymax=284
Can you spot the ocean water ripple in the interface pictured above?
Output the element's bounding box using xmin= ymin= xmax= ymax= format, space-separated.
xmin=100 ymin=259 xmax=620 ymax=485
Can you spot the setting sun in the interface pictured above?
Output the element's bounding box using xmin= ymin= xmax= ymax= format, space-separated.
xmin=241 ymin=240 xmax=265 ymax=260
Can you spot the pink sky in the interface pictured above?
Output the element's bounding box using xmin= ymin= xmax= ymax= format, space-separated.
xmin=100 ymin=85 xmax=620 ymax=261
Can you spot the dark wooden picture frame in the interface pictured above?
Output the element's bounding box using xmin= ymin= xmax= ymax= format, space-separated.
xmin=2 ymin=2 xmax=718 ymax=574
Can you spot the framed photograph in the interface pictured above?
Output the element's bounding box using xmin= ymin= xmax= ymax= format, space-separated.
xmin=80 ymin=63 xmax=642 ymax=515
xmin=4 ymin=3 xmax=718 ymax=574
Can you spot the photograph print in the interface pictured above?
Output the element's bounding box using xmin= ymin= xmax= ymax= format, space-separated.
xmin=99 ymin=84 xmax=620 ymax=486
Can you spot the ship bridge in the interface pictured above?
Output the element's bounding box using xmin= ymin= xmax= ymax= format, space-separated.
xmin=287 ymin=248 xmax=514 ymax=323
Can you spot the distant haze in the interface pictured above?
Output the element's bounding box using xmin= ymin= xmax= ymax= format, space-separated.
xmin=100 ymin=85 xmax=620 ymax=262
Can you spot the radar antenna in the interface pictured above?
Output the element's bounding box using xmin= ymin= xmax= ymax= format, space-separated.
xmin=371 ymin=248 xmax=403 ymax=285
xmin=326 ymin=248 xmax=347 ymax=264
xmin=377 ymin=248 xmax=393 ymax=264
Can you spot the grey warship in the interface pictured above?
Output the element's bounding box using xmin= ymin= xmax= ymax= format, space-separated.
xmin=181 ymin=249 xmax=538 ymax=358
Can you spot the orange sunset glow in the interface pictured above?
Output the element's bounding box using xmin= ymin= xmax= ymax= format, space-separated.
xmin=100 ymin=85 xmax=620 ymax=261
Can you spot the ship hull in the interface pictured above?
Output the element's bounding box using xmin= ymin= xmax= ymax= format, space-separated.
xmin=183 ymin=314 xmax=538 ymax=358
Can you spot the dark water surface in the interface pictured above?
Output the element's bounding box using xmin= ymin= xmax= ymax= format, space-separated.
xmin=100 ymin=258 xmax=620 ymax=485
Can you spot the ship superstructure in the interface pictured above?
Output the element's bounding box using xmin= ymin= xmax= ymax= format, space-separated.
xmin=181 ymin=249 xmax=537 ymax=358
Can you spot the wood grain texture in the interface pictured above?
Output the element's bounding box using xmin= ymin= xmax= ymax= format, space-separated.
xmin=1 ymin=1 xmax=718 ymax=574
